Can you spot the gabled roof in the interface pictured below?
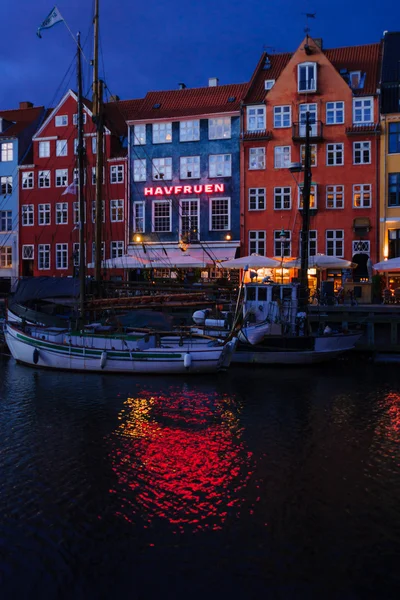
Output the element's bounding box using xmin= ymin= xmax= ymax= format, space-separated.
xmin=0 ymin=106 xmax=45 ymax=138
xmin=104 ymin=99 xmax=143 ymax=135
xmin=131 ymin=83 xmax=249 ymax=121
xmin=245 ymin=41 xmax=382 ymax=103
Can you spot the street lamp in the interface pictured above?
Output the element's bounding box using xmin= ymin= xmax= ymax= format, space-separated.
xmin=279 ymin=228 xmax=287 ymax=284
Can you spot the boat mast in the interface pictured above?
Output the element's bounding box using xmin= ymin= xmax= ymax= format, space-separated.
xmin=298 ymin=111 xmax=312 ymax=314
xmin=92 ymin=0 xmax=104 ymax=285
xmin=77 ymin=32 xmax=86 ymax=319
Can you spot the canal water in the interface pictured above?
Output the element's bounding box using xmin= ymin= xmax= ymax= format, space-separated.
xmin=0 ymin=355 xmax=399 ymax=599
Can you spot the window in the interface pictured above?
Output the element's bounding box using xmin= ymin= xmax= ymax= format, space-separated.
xmin=38 ymin=244 xmax=50 ymax=270
xmin=326 ymin=230 xmax=344 ymax=257
xmin=349 ymin=71 xmax=362 ymax=89
xmin=301 ymin=144 xmax=317 ymax=167
xmin=133 ymin=202 xmax=145 ymax=232
xmin=152 ymin=157 xmax=172 ymax=180
xmin=389 ymin=122 xmax=400 ymax=154
xmin=353 ymin=184 xmax=371 ymax=208
xmin=274 ymin=187 xmax=291 ymax=210
xmin=326 ymin=102 xmax=344 ymax=125
xmin=91 ymin=137 xmax=97 ymax=154
xmin=110 ymin=199 xmax=124 ymax=222
xmin=38 ymin=204 xmax=51 ymax=225
xmin=249 ymin=231 xmax=266 ymax=255
xmin=274 ymin=105 xmax=291 ymax=128
xmin=111 ymin=241 xmax=124 ymax=259
xmin=298 ymin=62 xmax=317 ymax=92
xmin=353 ymin=98 xmax=373 ymax=124
xmin=133 ymin=124 xmax=146 ymax=145
xmin=91 ymin=201 xmax=105 ymax=223
xmin=208 ymin=117 xmax=231 ymax=140
xmin=0 ymin=211 xmax=12 ymax=232
xmin=0 ymin=247 xmax=12 ymax=268
xmin=56 ymin=140 xmax=68 ymax=157
xmin=22 ymin=245 xmax=34 ymax=260
xmin=55 ymin=115 xmax=68 ymax=126
xmin=326 ymin=185 xmax=344 ymax=209
xmin=353 ymin=141 xmax=371 ymax=164
xmin=74 ymin=139 xmax=79 ymax=155
xmin=73 ymin=113 xmax=87 ymax=125
xmin=152 ymin=122 xmax=172 ymax=144
xmin=56 ymin=244 xmax=68 ymax=269
xmin=55 ymin=169 xmax=68 ymax=187
xmin=133 ymin=159 xmax=146 ymax=182
xmin=153 ymin=200 xmax=172 ymax=232
xmin=299 ymin=104 xmax=317 ymax=136
xmin=249 ymin=147 xmax=265 ymax=170
xmin=180 ymin=120 xmax=200 ymax=142
xmin=274 ymin=230 xmax=291 ymax=256
xmin=0 ymin=176 xmax=12 ymax=195
xmin=388 ymin=173 xmax=400 ymax=206
xmin=1 ymin=142 xmax=13 ymax=161
xmin=309 ymin=230 xmax=317 ymax=256
xmin=249 ymin=188 xmax=266 ymax=211
xmin=326 ymin=143 xmax=344 ymax=166
xmin=22 ymin=204 xmax=34 ymax=226
xmin=55 ymin=203 xmax=68 ymax=224
xmin=73 ymin=243 xmax=81 ymax=266
xmin=274 ymin=146 xmax=291 ymax=169
xmin=110 ymin=165 xmax=124 ymax=183
xmin=73 ymin=202 xmax=87 ymax=224
xmin=22 ymin=171 xmax=34 ymax=189
xmin=38 ymin=170 xmax=50 ymax=188
xmin=91 ymin=167 xmax=105 ymax=185
xmin=210 ymin=197 xmax=230 ymax=230
xmin=38 ymin=141 xmax=50 ymax=158
xmin=73 ymin=168 xmax=86 ymax=184
xmin=298 ymin=185 xmax=317 ymax=209
xmin=247 ymin=106 xmax=266 ymax=132
xmin=180 ymin=199 xmax=199 ymax=238
xmin=209 ymin=154 xmax=231 ymax=177
xmin=91 ymin=242 xmax=105 ymax=262
xmin=180 ymin=156 xmax=200 ymax=179
xmin=265 ymin=80 xmax=275 ymax=90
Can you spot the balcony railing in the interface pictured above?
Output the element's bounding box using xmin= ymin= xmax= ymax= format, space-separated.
xmin=292 ymin=120 xmax=324 ymax=142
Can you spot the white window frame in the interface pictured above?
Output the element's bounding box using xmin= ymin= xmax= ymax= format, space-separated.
xmin=22 ymin=171 xmax=34 ymax=189
xmin=301 ymin=144 xmax=317 ymax=167
xmin=0 ymin=176 xmax=12 ymax=195
xmin=180 ymin=156 xmax=200 ymax=179
xmin=38 ymin=203 xmax=51 ymax=225
xmin=0 ymin=247 xmax=12 ymax=268
xmin=91 ymin=201 xmax=105 ymax=224
xmin=55 ymin=169 xmax=68 ymax=187
xmin=56 ymin=202 xmax=68 ymax=225
xmin=22 ymin=245 xmax=34 ymax=260
xmin=0 ymin=210 xmax=12 ymax=232
xmin=110 ymin=164 xmax=124 ymax=184
xmin=247 ymin=106 xmax=266 ymax=132
xmin=1 ymin=142 xmax=13 ymax=161
xmin=249 ymin=230 xmax=266 ymax=255
xmin=73 ymin=202 xmax=87 ymax=224
xmin=326 ymin=230 xmax=344 ymax=257
xmin=55 ymin=115 xmax=68 ymax=127
xmin=179 ymin=198 xmax=200 ymax=238
xmin=353 ymin=97 xmax=373 ymax=125
xmin=326 ymin=101 xmax=344 ymax=125
xmin=273 ymin=105 xmax=291 ymax=128
xmin=91 ymin=167 xmax=105 ymax=185
xmin=133 ymin=159 xmax=146 ymax=182
xmin=209 ymin=154 xmax=231 ymax=178
xmin=133 ymin=124 xmax=146 ymax=145
xmin=298 ymin=62 xmax=317 ymax=92
xmin=208 ymin=117 xmax=231 ymax=140
xmin=91 ymin=242 xmax=105 ymax=263
xmin=133 ymin=201 xmax=145 ymax=233
xmin=38 ymin=141 xmax=50 ymax=158
xmin=73 ymin=113 xmax=87 ymax=125
xmin=152 ymin=157 xmax=172 ymax=181
xmin=326 ymin=185 xmax=344 ymax=209
xmin=110 ymin=199 xmax=124 ymax=222
xmin=111 ymin=241 xmax=124 ymax=259
xmin=56 ymin=140 xmax=68 ymax=157
xmin=209 ymin=197 xmax=231 ymax=231
xmin=299 ymin=104 xmax=317 ymax=136
xmin=56 ymin=243 xmax=68 ymax=270
xmin=326 ymin=143 xmax=344 ymax=166
xmin=38 ymin=244 xmax=51 ymax=270
xmin=353 ymin=141 xmax=371 ymax=165
xmin=274 ymin=230 xmax=291 ymax=257
xmin=152 ymin=122 xmax=172 ymax=144
xmin=22 ymin=204 xmax=34 ymax=226
xmin=265 ymin=80 xmax=275 ymax=90
xmin=274 ymin=187 xmax=291 ymax=210
xmin=249 ymin=147 xmax=265 ymax=170
xmin=248 ymin=188 xmax=266 ymax=211
xmin=152 ymin=200 xmax=172 ymax=232
xmin=298 ymin=185 xmax=317 ymax=209
xmin=73 ymin=168 xmax=86 ymax=185
xmin=38 ymin=170 xmax=51 ymax=188
xmin=309 ymin=230 xmax=318 ymax=256
xmin=180 ymin=120 xmax=200 ymax=142
xmin=274 ymin=146 xmax=291 ymax=169
xmin=353 ymin=184 xmax=372 ymax=208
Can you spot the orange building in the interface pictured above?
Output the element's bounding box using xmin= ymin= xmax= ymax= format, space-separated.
xmin=241 ymin=37 xmax=382 ymax=288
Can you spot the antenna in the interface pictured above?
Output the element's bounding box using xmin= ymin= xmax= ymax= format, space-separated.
xmin=302 ymin=11 xmax=316 ymax=36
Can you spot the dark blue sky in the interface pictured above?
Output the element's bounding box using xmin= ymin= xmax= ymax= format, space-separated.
xmin=1 ymin=0 xmax=398 ymax=109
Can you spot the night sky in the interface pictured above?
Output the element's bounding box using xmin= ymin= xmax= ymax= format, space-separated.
xmin=2 ymin=0 xmax=398 ymax=109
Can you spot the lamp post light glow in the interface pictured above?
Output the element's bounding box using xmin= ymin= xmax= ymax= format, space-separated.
xmin=134 ymin=234 xmax=142 ymax=243
xmin=279 ymin=228 xmax=287 ymax=284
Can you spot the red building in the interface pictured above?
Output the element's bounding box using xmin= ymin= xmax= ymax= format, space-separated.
xmin=18 ymin=89 xmax=134 ymax=279
xmin=241 ymin=37 xmax=381 ymax=287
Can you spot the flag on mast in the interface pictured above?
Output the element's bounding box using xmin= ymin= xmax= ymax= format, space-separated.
xmin=37 ymin=6 xmax=64 ymax=38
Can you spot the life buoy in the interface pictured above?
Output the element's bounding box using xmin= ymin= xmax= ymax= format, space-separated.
xmin=33 ymin=348 xmax=39 ymax=364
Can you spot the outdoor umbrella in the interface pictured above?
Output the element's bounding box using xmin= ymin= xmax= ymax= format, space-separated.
xmin=285 ymin=254 xmax=357 ymax=270
xmin=373 ymin=257 xmax=400 ymax=272
xmin=221 ymin=254 xmax=281 ymax=269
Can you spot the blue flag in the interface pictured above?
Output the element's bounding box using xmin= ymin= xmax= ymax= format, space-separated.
xmin=37 ymin=6 xmax=64 ymax=38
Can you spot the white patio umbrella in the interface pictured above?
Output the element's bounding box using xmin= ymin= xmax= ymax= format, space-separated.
xmin=221 ymin=254 xmax=281 ymax=269
xmin=373 ymin=257 xmax=400 ymax=272
xmin=148 ymin=254 xmax=207 ymax=269
xmin=285 ymin=254 xmax=357 ymax=270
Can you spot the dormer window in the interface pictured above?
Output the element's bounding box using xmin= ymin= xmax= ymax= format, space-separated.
xmin=265 ymin=79 xmax=275 ymax=90
xmin=247 ymin=106 xmax=266 ymax=132
xmin=298 ymin=62 xmax=317 ymax=92
xmin=349 ymin=71 xmax=361 ymax=89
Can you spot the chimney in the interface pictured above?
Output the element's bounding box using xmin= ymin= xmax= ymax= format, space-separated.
xmin=19 ymin=101 xmax=33 ymax=109
xmin=109 ymin=95 xmax=120 ymax=102
xmin=208 ymin=77 xmax=219 ymax=87
xmin=314 ymin=38 xmax=323 ymax=50
xmin=178 ymin=82 xmax=186 ymax=90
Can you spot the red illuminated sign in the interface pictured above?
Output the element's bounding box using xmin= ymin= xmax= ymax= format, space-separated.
xmin=144 ymin=183 xmax=225 ymax=196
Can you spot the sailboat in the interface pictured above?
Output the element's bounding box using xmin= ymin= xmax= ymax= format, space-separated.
xmin=4 ymin=2 xmax=237 ymax=374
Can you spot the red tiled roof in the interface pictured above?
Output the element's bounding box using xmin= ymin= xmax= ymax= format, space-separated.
xmin=104 ymin=99 xmax=143 ymax=135
xmin=132 ymin=83 xmax=249 ymax=120
xmin=245 ymin=42 xmax=382 ymax=103
xmin=0 ymin=106 xmax=45 ymax=138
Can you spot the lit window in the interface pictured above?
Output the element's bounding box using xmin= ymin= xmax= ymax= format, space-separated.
xmin=180 ymin=120 xmax=200 ymax=142
xmin=133 ymin=124 xmax=146 ymax=145
xmin=91 ymin=201 xmax=105 ymax=223
xmin=298 ymin=185 xmax=317 ymax=209
xmin=208 ymin=117 xmax=231 ymax=140
xmin=300 ymin=144 xmax=317 ymax=166
xmin=326 ymin=185 xmax=344 ymax=209
xmin=0 ymin=247 xmax=12 ymax=268
xmin=298 ymin=62 xmax=317 ymax=92
xmin=152 ymin=122 xmax=172 ymax=144
xmin=353 ymin=184 xmax=371 ymax=208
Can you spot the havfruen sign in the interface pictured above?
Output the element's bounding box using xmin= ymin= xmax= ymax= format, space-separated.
xmin=144 ymin=183 xmax=225 ymax=196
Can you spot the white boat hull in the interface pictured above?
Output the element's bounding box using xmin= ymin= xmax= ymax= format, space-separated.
xmin=4 ymin=323 xmax=236 ymax=375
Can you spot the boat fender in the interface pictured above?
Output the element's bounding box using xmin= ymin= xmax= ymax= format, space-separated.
xmin=183 ymin=353 xmax=192 ymax=369
xmin=33 ymin=348 xmax=39 ymax=364
xmin=100 ymin=351 xmax=107 ymax=369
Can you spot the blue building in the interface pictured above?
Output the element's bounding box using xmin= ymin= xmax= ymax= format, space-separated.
xmin=0 ymin=102 xmax=45 ymax=289
xmin=126 ymin=80 xmax=247 ymax=277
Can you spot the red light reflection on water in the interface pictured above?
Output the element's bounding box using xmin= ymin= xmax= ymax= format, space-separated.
xmin=109 ymin=389 xmax=254 ymax=532
xmin=375 ymin=391 xmax=400 ymax=443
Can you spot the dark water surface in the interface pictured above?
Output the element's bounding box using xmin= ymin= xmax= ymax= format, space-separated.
xmin=0 ymin=355 xmax=399 ymax=599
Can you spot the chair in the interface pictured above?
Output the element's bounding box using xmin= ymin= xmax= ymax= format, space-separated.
xmin=394 ymin=288 xmax=400 ymax=304
xmin=383 ymin=288 xmax=393 ymax=304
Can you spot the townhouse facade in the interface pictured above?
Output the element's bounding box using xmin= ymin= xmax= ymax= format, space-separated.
xmin=18 ymin=90 xmax=128 ymax=279
xmin=0 ymin=103 xmax=45 ymax=290
xmin=241 ymin=37 xmax=381 ymax=287
xmin=126 ymin=80 xmax=247 ymax=277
